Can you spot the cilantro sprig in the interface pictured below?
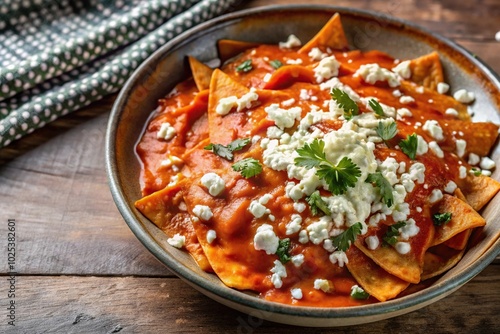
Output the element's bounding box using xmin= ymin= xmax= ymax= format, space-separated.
xmin=369 ymin=99 xmax=385 ymax=117
xmin=330 ymin=88 xmax=359 ymax=121
xmin=432 ymin=212 xmax=452 ymax=226
xmin=365 ymin=172 xmax=394 ymax=207
xmin=306 ymin=190 xmax=332 ymax=216
xmin=295 ymin=139 xmax=361 ymax=195
xmin=383 ymin=221 xmax=406 ymax=246
xmin=350 ymin=285 xmax=370 ymax=300
xmin=232 ymin=158 xmax=262 ymax=178
xmin=331 ymin=222 xmax=363 ymax=252
xmin=276 ymin=238 xmax=291 ymax=263
xmin=269 ymin=59 xmax=283 ymax=69
xmin=376 ymin=121 xmax=398 ymax=147
xmin=399 ymin=133 xmax=418 ymax=160
xmin=236 ymin=59 xmax=253 ymax=72
xmin=204 ymin=138 xmax=250 ymax=161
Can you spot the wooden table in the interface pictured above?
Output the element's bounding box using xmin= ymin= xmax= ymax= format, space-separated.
xmin=1 ymin=0 xmax=499 ymax=333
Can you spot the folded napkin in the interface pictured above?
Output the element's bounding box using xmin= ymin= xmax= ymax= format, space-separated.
xmin=0 ymin=0 xmax=242 ymax=148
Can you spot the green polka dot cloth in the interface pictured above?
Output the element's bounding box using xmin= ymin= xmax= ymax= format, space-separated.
xmin=0 ymin=0 xmax=242 ymax=148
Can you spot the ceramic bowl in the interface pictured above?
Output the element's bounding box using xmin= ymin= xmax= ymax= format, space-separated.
xmin=105 ymin=5 xmax=500 ymax=326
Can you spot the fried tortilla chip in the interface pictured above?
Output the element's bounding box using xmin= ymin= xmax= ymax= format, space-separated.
xmin=207 ymin=69 xmax=254 ymax=144
xmin=346 ymin=246 xmax=410 ymax=302
xmin=135 ymin=180 xmax=212 ymax=271
xmin=355 ymin=239 xmax=422 ymax=284
xmin=431 ymin=194 xmax=486 ymax=246
xmin=421 ymin=244 xmax=465 ymax=280
xmin=262 ymin=65 xmax=315 ymax=90
xmin=439 ymin=120 xmax=499 ymax=156
xmin=299 ymin=13 xmax=348 ymax=53
xmin=183 ymin=169 xmax=276 ymax=291
xmin=217 ymin=40 xmax=260 ymax=64
xmin=408 ymin=52 xmax=444 ymax=91
xmin=444 ymin=228 xmax=472 ymax=250
xmin=459 ymin=175 xmax=500 ymax=211
xmin=188 ymin=56 xmax=213 ymax=91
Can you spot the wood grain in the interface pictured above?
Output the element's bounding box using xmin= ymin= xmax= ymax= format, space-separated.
xmin=1 ymin=0 xmax=499 ymax=333
xmin=0 ymin=267 xmax=498 ymax=334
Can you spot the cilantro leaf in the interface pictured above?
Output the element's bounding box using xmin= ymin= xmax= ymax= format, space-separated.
xmin=227 ymin=138 xmax=251 ymax=152
xmin=432 ymin=212 xmax=452 ymax=226
xmin=294 ymin=139 xmax=326 ymax=169
xmin=350 ymin=286 xmax=370 ymax=300
xmin=330 ymin=88 xmax=359 ymax=120
xmin=471 ymin=167 xmax=482 ymax=176
xmin=383 ymin=221 xmax=406 ymax=246
xmin=376 ymin=121 xmax=398 ymax=146
xmin=232 ymin=158 xmax=262 ymax=178
xmin=204 ymin=143 xmax=233 ymax=160
xmin=276 ymin=238 xmax=291 ymax=263
xmin=204 ymin=138 xmax=250 ymax=161
xmin=399 ymin=133 xmax=418 ymax=160
xmin=369 ymin=99 xmax=385 ymax=117
xmin=365 ymin=172 xmax=394 ymax=207
xmin=295 ymin=140 xmax=361 ymax=195
xmin=316 ymin=157 xmax=361 ymax=195
xmin=306 ymin=190 xmax=332 ymax=216
xmin=331 ymin=222 xmax=363 ymax=252
xmin=269 ymin=59 xmax=283 ymax=69
xmin=236 ymin=59 xmax=253 ymax=72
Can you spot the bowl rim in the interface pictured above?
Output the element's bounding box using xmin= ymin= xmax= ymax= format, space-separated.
xmin=105 ymin=4 xmax=500 ymax=320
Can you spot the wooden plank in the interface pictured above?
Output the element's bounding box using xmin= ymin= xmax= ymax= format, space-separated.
xmin=0 ymin=102 xmax=171 ymax=277
xmin=243 ymin=0 xmax=500 ymax=41
xmin=0 ymin=268 xmax=498 ymax=333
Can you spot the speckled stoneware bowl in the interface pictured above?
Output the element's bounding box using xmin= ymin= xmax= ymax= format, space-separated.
xmin=106 ymin=5 xmax=500 ymax=327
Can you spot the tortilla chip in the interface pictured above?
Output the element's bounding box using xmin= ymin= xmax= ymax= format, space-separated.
xmin=431 ymin=194 xmax=486 ymax=246
xmin=421 ymin=244 xmax=465 ymax=280
xmin=183 ymin=174 xmax=276 ymax=291
xmin=135 ymin=180 xmax=212 ymax=272
xmin=355 ymin=239 xmax=422 ymax=284
xmin=408 ymin=52 xmax=444 ymax=91
xmin=262 ymin=65 xmax=315 ymax=90
xmin=217 ymin=39 xmax=260 ymax=64
xmin=399 ymin=81 xmax=469 ymax=120
xmin=346 ymin=246 xmax=410 ymax=302
xmin=459 ymin=175 xmax=500 ymax=211
xmin=207 ymin=69 xmax=253 ymax=144
xmin=299 ymin=13 xmax=349 ymax=53
xmin=439 ymin=120 xmax=499 ymax=156
xmin=188 ymin=56 xmax=213 ymax=91
xmin=444 ymin=228 xmax=472 ymax=250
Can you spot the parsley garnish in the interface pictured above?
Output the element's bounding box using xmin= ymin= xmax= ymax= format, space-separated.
xmin=295 ymin=139 xmax=361 ymax=195
xmin=383 ymin=221 xmax=406 ymax=246
xmin=331 ymin=222 xmax=363 ymax=252
xmin=236 ymin=59 xmax=253 ymax=72
xmin=376 ymin=121 xmax=398 ymax=146
xmin=351 ymin=286 xmax=370 ymax=300
xmin=232 ymin=158 xmax=262 ymax=178
xmin=365 ymin=172 xmax=394 ymax=207
xmin=204 ymin=138 xmax=250 ymax=161
xmin=269 ymin=59 xmax=283 ymax=69
xmin=276 ymin=238 xmax=291 ymax=263
xmin=432 ymin=212 xmax=452 ymax=226
xmin=369 ymin=99 xmax=385 ymax=117
xmin=330 ymin=88 xmax=359 ymax=121
xmin=306 ymin=190 xmax=332 ymax=216
xmin=399 ymin=133 xmax=418 ymax=160
xmin=471 ymin=167 xmax=482 ymax=176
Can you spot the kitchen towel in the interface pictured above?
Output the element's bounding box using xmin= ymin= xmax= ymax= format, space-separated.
xmin=0 ymin=0 xmax=242 ymax=148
